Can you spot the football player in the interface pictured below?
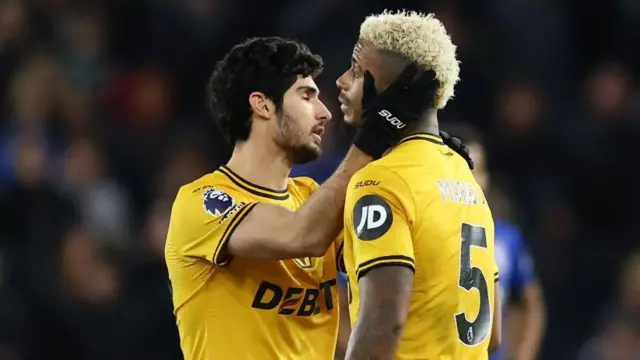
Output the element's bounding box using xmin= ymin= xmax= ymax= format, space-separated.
xmin=337 ymin=11 xmax=502 ymax=360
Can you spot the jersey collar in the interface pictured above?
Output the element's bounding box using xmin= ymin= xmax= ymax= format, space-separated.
xmin=397 ymin=133 xmax=445 ymax=146
xmin=217 ymin=165 xmax=290 ymax=201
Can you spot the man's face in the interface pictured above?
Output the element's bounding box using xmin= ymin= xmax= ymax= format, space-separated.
xmin=336 ymin=41 xmax=406 ymax=126
xmin=336 ymin=43 xmax=368 ymax=126
xmin=274 ymin=76 xmax=331 ymax=164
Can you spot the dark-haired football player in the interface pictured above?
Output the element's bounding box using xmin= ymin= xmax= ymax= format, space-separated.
xmin=165 ymin=36 xmax=437 ymax=359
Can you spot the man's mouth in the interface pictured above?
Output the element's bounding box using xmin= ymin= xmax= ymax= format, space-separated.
xmin=311 ymin=126 xmax=325 ymax=142
xmin=338 ymin=93 xmax=349 ymax=106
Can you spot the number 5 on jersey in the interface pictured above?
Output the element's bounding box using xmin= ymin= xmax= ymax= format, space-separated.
xmin=454 ymin=223 xmax=492 ymax=346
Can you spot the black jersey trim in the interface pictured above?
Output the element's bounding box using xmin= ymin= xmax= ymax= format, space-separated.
xmin=212 ymin=202 xmax=258 ymax=266
xmin=398 ymin=133 xmax=444 ymax=146
xmin=336 ymin=241 xmax=346 ymax=273
xmin=217 ymin=166 xmax=290 ymax=201
xmin=357 ymin=261 xmax=416 ymax=280
xmin=355 ymin=255 xmax=415 ymax=279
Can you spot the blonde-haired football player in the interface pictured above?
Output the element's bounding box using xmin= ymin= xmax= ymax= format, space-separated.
xmin=337 ymin=11 xmax=502 ymax=359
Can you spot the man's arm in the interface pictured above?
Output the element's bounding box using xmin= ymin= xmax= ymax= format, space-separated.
xmin=489 ymin=281 xmax=502 ymax=354
xmin=507 ymin=237 xmax=545 ymax=360
xmin=345 ymin=266 xmax=413 ymax=360
xmin=342 ymin=164 xmax=415 ymax=360
xmin=512 ymin=281 xmax=546 ymax=360
xmin=225 ymin=147 xmax=371 ymax=260
xmin=226 ymin=62 xmax=438 ymax=261
xmin=335 ymin=274 xmax=352 ymax=359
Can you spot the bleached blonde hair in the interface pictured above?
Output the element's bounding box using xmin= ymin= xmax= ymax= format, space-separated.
xmin=359 ymin=10 xmax=460 ymax=109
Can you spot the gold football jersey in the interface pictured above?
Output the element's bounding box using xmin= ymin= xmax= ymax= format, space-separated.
xmin=165 ymin=165 xmax=343 ymax=360
xmin=343 ymin=133 xmax=498 ymax=360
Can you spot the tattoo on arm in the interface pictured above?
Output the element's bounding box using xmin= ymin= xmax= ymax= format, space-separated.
xmin=345 ymin=265 xmax=414 ymax=360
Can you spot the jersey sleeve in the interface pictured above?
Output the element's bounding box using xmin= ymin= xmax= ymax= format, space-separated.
xmin=166 ymin=185 xmax=257 ymax=267
xmin=344 ymin=165 xmax=415 ymax=279
xmin=291 ymin=176 xmax=320 ymax=194
xmin=510 ymin=231 xmax=535 ymax=294
xmin=335 ymin=230 xmax=346 ymax=273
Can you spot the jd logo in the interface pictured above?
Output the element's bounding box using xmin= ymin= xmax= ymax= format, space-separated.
xmin=251 ymin=279 xmax=337 ymax=316
xmin=378 ymin=110 xmax=406 ymax=129
xmin=353 ymin=195 xmax=393 ymax=241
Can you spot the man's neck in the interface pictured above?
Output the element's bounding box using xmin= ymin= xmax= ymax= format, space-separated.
xmin=406 ymin=109 xmax=439 ymax=137
xmin=225 ymin=139 xmax=291 ymax=191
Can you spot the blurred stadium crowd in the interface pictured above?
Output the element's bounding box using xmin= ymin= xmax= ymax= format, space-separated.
xmin=0 ymin=0 xmax=639 ymax=359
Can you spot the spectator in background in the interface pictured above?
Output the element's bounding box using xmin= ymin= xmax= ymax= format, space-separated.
xmin=445 ymin=123 xmax=547 ymax=360
xmin=0 ymin=51 xmax=66 ymax=188
xmin=578 ymin=251 xmax=640 ymax=360
xmin=61 ymin=137 xmax=132 ymax=251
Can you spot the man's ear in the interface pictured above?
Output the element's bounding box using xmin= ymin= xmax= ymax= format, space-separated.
xmin=248 ymin=92 xmax=276 ymax=120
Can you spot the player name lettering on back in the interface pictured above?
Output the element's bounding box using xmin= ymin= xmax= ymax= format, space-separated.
xmin=435 ymin=179 xmax=482 ymax=205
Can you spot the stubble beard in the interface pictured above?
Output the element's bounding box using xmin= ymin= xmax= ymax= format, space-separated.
xmin=276 ymin=111 xmax=321 ymax=165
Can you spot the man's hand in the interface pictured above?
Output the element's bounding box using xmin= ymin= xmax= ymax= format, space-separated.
xmin=440 ymin=130 xmax=474 ymax=169
xmin=353 ymin=63 xmax=439 ymax=158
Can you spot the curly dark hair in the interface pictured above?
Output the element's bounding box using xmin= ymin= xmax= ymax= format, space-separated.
xmin=207 ymin=37 xmax=324 ymax=144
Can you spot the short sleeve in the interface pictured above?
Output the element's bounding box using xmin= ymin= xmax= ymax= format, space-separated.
xmin=166 ymin=186 xmax=257 ymax=267
xmin=335 ymin=230 xmax=346 ymax=272
xmin=291 ymin=176 xmax=320 ymax=195
xmin=511 ymin=236 xmax=535 ymax=293
xmin=344 ymin=165 xmax=415 ymax=279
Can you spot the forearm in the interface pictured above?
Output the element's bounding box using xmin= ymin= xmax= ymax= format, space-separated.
xmin=346 ymin=312 xmax=403 ymax=360
xmin=290 ymin=146 xmax=371 ymax=255
xmin=336 ymin=278 xmax=352 ymax=358
xmin=345 ymin=266 xmax=413 ymax=360
xmin=515 ymin=284 xmax=546 ymax=360
xmin=226 ymin=146 xmax=371 ymax=260
xmin=515 ymin=314 xmax=544 ymax=360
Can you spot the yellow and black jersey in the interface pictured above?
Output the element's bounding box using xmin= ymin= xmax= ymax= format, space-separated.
xmin=343 ymin=133 xmax=498 ymax=360
xmin=165 ymin=165 xmax=343 ymax=360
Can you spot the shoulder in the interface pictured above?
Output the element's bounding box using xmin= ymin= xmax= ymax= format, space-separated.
xmin=349 ymin=163 xmax=411 ymax=193
xmin=173 ymin=172 xmax=248 ymax=218
xmin=290 ymin=176 xmax=320 ymax=193
xmin=288 ymin=176 xmax=320 ymax=201
xmin=347 ymin=163 xmax=414 ymax=214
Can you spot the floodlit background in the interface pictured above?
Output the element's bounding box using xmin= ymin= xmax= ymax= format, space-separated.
xmin=0 ymin=0 xmax=639 ymax=359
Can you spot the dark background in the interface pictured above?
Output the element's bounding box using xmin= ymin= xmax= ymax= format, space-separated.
xmin=0 ymin=0 xmax=639 ymax=359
